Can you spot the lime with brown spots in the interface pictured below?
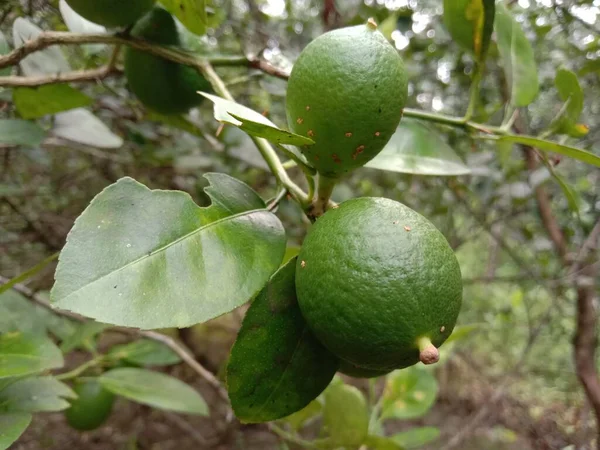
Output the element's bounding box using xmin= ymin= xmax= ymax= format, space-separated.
xmin=295 ymin=197 xmax=462 ymax=371
xmin=65 ymin=0 xmax=156 ymax=27
xmin=286 ymin=19 xmax=408 ymax=178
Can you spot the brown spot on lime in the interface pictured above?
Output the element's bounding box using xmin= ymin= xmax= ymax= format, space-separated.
xmin=332 ymin=154 xmax=342 ymax=164
xmin=301 ymin=260 xmax=306 ymax=268
xmin=393 ymin=220 xmax=399 ymax=225
xmin=332 ymin=205 xmax=339 ymax=209
xmin=305 ymin=105 xmax=310 ymax=111
xmin=440 ymin=326 xmax=446 ymax=333
xmin=314 ymin=155 xmax=320 ymax=161
xmin=345 ymin=132 xmax=353 ymax=137
xmin=296 ymin=117 xmax=304 ymax=124
xmin=307 ymin=129 xmax=315 ymax=137
xmin=352 ymin=145 xmax=366 ymax=160
xmin=404 ymin=225 xmax=411 ymax=232
xmin=375 ymin=131 xmax=381 ymax=137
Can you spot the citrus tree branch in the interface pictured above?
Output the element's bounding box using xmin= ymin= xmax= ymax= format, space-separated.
xmin=0 ymin=276 xmax=229 ymax=404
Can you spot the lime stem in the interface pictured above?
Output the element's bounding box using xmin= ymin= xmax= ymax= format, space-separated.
xmin=417 ymin=337 xmax=440 ymax=365
xmin=308 ymin=174 xmax=337 ymax=220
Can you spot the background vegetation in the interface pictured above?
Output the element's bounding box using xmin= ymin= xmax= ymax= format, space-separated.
xmin=0 ymin=0 xmax=599 ymax=449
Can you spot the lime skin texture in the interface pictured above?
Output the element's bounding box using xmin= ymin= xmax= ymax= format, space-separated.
xmin=124 ymin=8 xmax=212 ymax=115
xmin=286 ymin=23 xmax=408 ymax=178
xmin=295 ymin=197 xmax=462 ymax=371
xmin=65 ymin=0 xmax=156 ymax=28
xmin=65 ymin=379 xmax=116 ymax=431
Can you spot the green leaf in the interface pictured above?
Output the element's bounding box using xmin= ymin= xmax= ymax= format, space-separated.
xmin=379 ymin=13 xmax=399 ymax=41
xmin=59 ymin=321 xmax=109 ymax=353
xmin=0 ymin=119 xmax=45 ymax=147
xmin=107 ymin=339 xmax=181 ymax=367
xmin=443 ymin=0 xmax=495 ymax=61
xmin=200 ymin=93 xmax=315 ymax=147
xmin=159 ymin=0 xmax=207 ymax=36
xmin=227 ymin=258 xmax=338 ymax=423
xmin=554 ymin=68 xmax=585 ymax=137
xmin=323 ymin=383 xmax=369 ymax=449
xmin=381 ymin=366 xmax=438 ymax=420
xmin=0 ymin=31 xmax=11 ymax=77
xmin=14 ymin=84 xmax=93 ymax=120
xmin=0 ymin=290 xmax=77 ymax=340
xmin=364 ymin=435 xmax=405 ymax=450
xmin=0 ymin=333 xmax=63 ymax=379
xmin=99 ymin=368 xmax=208 ymax=415
xmin=494 ymin=2 xmax=539 ymax=107
xmin=365 ymin=119 xmax=470 ymax=176
xmin=51 ymin=173 xmax=286 ymax=329
xmin=392 ymin=427 xmax=441 ymax=449
xmin=494 ymin=135 xmax=600 ymax=168
xmin=444 ymin=324 xmax=481 ymax=345
xmin=0 ymin=412 xmax=31 ymax=450
xmin=0 ymin=377 xmax=76 ymax=413
xmin=52 ymin=108 xmax=123 ymax=149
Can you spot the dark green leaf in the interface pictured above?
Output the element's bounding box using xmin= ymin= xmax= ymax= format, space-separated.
xmin=0 ymin=412 xmax=31 ymax=450
xmin=227 ymin=258 xmax=338 ymax=423
xmin=159 ymin=0 xmax=207 ymax=35
xmin=0 ymin=119 xmax=45 ymax=146
xmin=444 ymin=324 xmax=481 ymax=344
xmin=494 ymin=135 xmax=600 ymax=168
xmin=323 ymin=382 xmax=369 ymax=448
xmin=366 ymin=119 xmax=470 ymax=176
xmin=0 ymin=377 xmax=76 ymax=413
xmin=14 ymin=84 xmax=93 ymax=120
xmin=392 ymin=427 xmax=441 ymax=449
xmin=99 ymin=368 xmax=208 ymax=415
xmin=59 ymin=321 xmax=109 ymax=353
xmin=364 ymin=435 xmax=405 ymax=450
xmin=201 ymin=93 xmax=315 ymax=146
xmin=51 ymin=173 xmax=286 ymax=329
xmin=108 ymin=339 xmax=181 ymax=367
xmin=52 ymin=108 xmax=123 ymax=149
xmin=443 ymin=0 xmax=495 ymax=61
xmin=0 ymin=333 xmax=63 ymax=378
xmin=494 ymin=3 xmax=539 ymax=107
xmin=381 ymin=366 xmax=438 ymax=420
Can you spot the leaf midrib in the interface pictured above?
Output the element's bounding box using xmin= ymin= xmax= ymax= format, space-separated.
xmin=56 ymin=208 xmax=268 ymax=302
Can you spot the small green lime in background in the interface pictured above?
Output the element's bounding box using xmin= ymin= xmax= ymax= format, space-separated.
xmin=65 ymin=379 xmax=115 ymax=431
xmin=124 ymin=7 xmax=212 ymax=115
xmin=296 ymin=197 xmax=462 ymax=371
xmin=65 ymin=0 xmax=156 ymax=28
xmin=286 ymin=18 xmax=408 ymax=178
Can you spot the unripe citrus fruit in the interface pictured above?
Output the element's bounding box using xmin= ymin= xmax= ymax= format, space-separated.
xmin=295 ymin=197 xmax=462 ymax=371
xmin=65 ymin=379 xmax=115 ymax=431
xmin=124 ymin=8 xmax=211 ymax=115
xmin=286 ymin=19 xmax=408 ymax=178
xmin=65 ymin=0 xmax=156 ymax=28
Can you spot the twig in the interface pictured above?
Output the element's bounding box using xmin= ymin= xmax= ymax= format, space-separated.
xmin=162 ymin=411 xmax=213 ymax=446
xmin=0 ymin=66 xmax=122 ymax=87
xmin=0 ymin=251 xmax=58 ymax=295
xmin=0 ymin=276 xmax=229 ymax=404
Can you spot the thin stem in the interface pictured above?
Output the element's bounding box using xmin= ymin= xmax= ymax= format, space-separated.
xmin=268 ymin=423 xmax=318 ymax=449
xmin=198 ymin=62 xmax=308 ymax=204
xmin=463 ymin=63 xmax=483 ymax=122
xmin=0 ymin=252 xmax=58 ymax=295
xmin=308 ymin=174 xmax=337 ymax=220
xmin=56 ymin=357 xmax=105 ymax=380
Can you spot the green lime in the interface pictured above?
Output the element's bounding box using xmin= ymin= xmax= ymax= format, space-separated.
xmin=295 ymin=197 xmax=462 ymax=371
xmin=286 ymin=19 xmax=408 ymax=178
xmin=124 ymin=8 xmax=211 ymax=115
xmin=338 ymin=359 xmax=390 ymax=379
xmin=65 ymin=0 xmax=155 ymax=28
xmin=65 ymin=379 xmax=115 ymax=431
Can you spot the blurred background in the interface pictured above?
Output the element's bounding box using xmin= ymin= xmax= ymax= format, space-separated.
xmin=1 ymin=0 xmax=599 ymax=449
